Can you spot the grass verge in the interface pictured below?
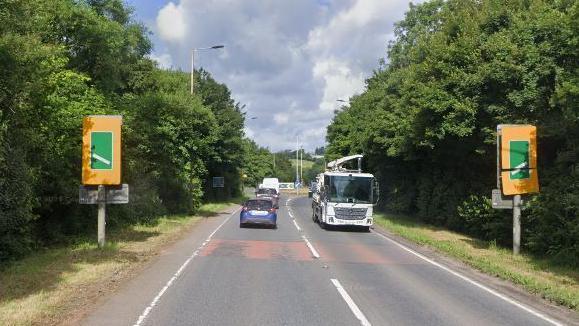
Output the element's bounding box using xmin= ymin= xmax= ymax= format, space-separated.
xmin=0 ymin=201 xmax=239 ymax=326
xmin=374 ymin=213 xmax=578 ymax=312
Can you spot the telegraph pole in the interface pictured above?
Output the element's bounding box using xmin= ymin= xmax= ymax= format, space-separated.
xmin=190 ymin=45 xmax=224 ymax=95
xmin=300 ymin=148 xmax=304 ymax=185
xmin=296 ymin=136 xmax=299 ymax=195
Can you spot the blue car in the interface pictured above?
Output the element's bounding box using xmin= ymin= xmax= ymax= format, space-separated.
xmin=240 ymin=199 xmax=277 ymax=228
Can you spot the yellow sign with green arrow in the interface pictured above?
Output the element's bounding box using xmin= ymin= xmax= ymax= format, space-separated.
xmin=82 ymin=116 xmax=122 ymax=185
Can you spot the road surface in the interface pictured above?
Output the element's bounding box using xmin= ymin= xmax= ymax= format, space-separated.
xmin=82 ymin=195 xmax=571 ymax=326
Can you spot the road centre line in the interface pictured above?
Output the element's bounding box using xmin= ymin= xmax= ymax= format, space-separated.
xmin=301 ymin=235 xmax=320 ymax=259
xmin=133 ymin=207 xmax=240 ymax=326
xmin=371 ymin=230 xmax=563 ymax=326
xmin=292 ymin=219 xmax=302 ymax=231
xmin=331 ymin=278 xmax=372 ymax=326
xmin=286 ymin=198 xmax=320 ymax=258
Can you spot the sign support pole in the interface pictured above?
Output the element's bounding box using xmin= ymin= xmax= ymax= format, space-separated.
xmin=513 ymin=194 xmax=522 ymax=254
xmin=97 ymin=185 xmax=106 ymax=248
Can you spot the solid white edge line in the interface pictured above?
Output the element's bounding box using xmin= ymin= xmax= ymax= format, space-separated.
xmin=371 ymin=230 xmax=563 ymax=326
xmin=301 ymin=235 xmax=320 ymax=258
xmin=133 ymin=207 xmax=240 ymax=326
xmin=331 ymin=278 xmax=372 ymax=326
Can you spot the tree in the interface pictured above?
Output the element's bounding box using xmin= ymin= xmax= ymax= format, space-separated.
xmin=326 ymin=0 xmax=578 ymax=261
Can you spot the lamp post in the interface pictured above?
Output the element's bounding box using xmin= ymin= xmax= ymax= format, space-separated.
xmin=191 ymin=45 xmax=225 ymax=95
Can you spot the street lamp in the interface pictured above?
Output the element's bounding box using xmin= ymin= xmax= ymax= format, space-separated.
xmin=336 ymin=99 xmax=348 ymax=103
xmin=191 ymin=45 xmax=225 ymax=95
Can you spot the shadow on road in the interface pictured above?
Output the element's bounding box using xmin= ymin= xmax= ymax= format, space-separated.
xmin=316 ymin=223 xmax=370 ymax=233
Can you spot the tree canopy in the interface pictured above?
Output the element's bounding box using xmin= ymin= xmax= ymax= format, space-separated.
xmin=326 ymin=0 xmax=578 ymax=263
xmin=0 ymin=0 xmax=246 ymax=261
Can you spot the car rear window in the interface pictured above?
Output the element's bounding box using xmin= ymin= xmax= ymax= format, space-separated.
xmin=257 ymin=188 xmax=277 ymax=195
xmin=245 ymin=200 xmax=273 ymax=210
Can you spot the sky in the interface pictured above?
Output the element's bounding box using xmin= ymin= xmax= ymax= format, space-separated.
xmin=125 ymin=0 xmax=419 ymax=152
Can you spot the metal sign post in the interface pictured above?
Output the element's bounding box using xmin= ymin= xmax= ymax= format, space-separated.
xmin=97 ymin=185 xmax=106 ymax=248
xmin=493 ymin=125 xmax=539 ymax=255
xmin=513 ymin=194 xmax=522 ymax=254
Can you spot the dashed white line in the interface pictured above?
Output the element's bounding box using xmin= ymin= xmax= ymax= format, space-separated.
xmin=292 ymin=219 xmax=302 ymax=231
xmin=287 ymin=197 xmax=320 ymax=258
xmin=331 ymin=279 xmax=372 ymax=326
xmin=133 ymin=207 xmax=240 ymax=326
xmin=371 ymin=230 xmax=562 ymax=326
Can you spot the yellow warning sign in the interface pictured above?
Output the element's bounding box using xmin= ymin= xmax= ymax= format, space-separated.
xmin=82 ymin=116 xmax=122 ymax=185
xmin=499 ymin=125 xmax=539 ymax=195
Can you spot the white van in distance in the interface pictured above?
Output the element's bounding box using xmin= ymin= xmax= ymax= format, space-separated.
xmin=261 ymin=178 xmax=280 ymax=194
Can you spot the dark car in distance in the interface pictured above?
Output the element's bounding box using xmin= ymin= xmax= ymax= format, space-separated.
xmin=240 ymin=199 xmax=277 ymax=228
xmin=255 ymin=187 xmax=279 ymax=208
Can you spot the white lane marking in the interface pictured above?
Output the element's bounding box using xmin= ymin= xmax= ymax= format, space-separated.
xmin=331 ymin=279 xmax=372 ymax=326
xmin=372 ymin=231 xmax=563 ymax=326
xmin=292 ymin=219 xmax=302 ymax=231
xmin=301 ymin=235 xmax=320 ymax=259
xmin=133 ymin=207 xmax=240 ymax=326
xmin=287 ymin=197 xmax=319 ymax=258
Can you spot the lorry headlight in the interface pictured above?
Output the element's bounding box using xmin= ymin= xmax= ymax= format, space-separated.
xmin=367 ymin=218 xmax=372 ymax=224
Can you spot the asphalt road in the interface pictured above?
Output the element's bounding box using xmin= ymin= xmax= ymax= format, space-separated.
xmin=82 ymin=195 xmax=569 ymax=326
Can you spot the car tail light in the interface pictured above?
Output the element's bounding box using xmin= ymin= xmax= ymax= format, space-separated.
xmin=242 ymin=206 xmax=248 ymax=211
xmin=269 ymin=207 xmax=276 ymax=213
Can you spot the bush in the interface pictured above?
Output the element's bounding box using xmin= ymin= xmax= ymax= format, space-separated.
xmin=0 ymin=137 xmax=37 ymax=261
xmin=525 ymin=167 xmax=579 ymax=266
xmin=456 ymin=195 xmax=511 ymax=244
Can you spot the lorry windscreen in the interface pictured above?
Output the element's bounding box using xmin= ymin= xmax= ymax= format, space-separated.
xmin=328 ymin=176 xmax=372 ymax=204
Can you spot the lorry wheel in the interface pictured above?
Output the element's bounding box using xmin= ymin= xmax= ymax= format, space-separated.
xmin=312 ymin=210 xmax=317 ymax=222
xmin=361 ymin=226 xmax=370 ymax=232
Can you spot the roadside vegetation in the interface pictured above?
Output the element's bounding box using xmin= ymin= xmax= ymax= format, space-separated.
xmin=374 ymin=213 xmax=578 ymax=311
xmin=0 ymin=201 xmax=240 ymax=326
xmin=0 ymin=0 xmax=250 ymax=263
xmin=326 ymin=0 xmax=578 ymax=266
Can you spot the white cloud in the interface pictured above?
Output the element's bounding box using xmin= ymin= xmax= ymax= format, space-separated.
xmin=156 ymin=2 xmax=186 ymax=43
xmin=273 ymin=113 xmax=289 ymax=125
xmin=313 ymin=58 xmax=365 ymax=112
xmin=154 ymin=0 xmax=416 ymax=151
xmin=149 ymin=52 xmax=173 ymax=69
xmin=243 ymin=126 xmax=255 ymax=139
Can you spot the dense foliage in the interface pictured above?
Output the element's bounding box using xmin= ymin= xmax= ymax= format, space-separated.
xmin=326 ymin=0 xmax=578 ymax=263
xmin=241 ymin=141 xmax=299 ymax=187
xmin=0 ymin=0 xmax=246 ymax=262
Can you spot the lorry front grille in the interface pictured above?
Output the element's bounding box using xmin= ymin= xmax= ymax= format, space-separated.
xmin=334 ymin=207 xmax=367 ymax=220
